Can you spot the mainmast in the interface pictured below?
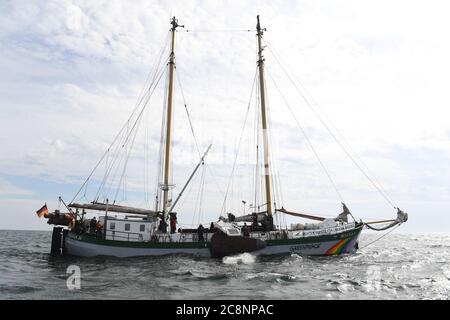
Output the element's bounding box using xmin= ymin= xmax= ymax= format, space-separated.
xmin=256 ymin=15 xmax=273 ymax=223
xmin=162 ymin=17 xmax=184 ymax=219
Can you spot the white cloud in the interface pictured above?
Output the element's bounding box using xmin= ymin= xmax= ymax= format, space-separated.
xmin=0 ymin=178 xmax=33 ymax=196
xmin=0 ymin=0 xmax=449 ymax=231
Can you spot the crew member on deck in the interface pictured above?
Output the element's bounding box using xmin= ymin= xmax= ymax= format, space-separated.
xmin=90 ymin=217 xmax=97 ymax=235
xmin=242 ymin=223 xmax=250 ymax=237
xmin=158 ymin=218 xmax=167 ymax=233
xmin=251 ymin=212 xmax=258 ymax=231
xmin=197 ymin=224 xmax=205 ymax=242
xmin=95 ymin=222 xmax=103 ymax=238
xmin=169 ymin=212 xmax=177 ymax=234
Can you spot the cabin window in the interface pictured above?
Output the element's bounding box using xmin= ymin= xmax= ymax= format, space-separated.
xmin=125 ymin=223 xmax=130 ymax=231
xmin=140 ymin=224 xmax=145 ymax=232
xmin=110 ymin=222 xmax=115 ymax=230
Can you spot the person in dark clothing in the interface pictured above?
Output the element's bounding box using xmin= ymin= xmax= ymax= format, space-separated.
xmin=251 ymin=212 xmax=258 ymax=231
xmin=242 ymin=223 xmax=250 ymax=237
xmin=197 ymin=224 xmax=205 ymax=242
xmin=169 ymin=212 xmax=177 ymax=234
xmin=158 ymin=218 xmax=167 ymax=233
xmin=90 ymin=217 xmax=97 ymax=235
xmin=73 ymin=220 xmax=82 ymax=234
xmin=262 ymin=215 xmax=273 ymax=231
xmin=95 ymin=223 xmax=103 ymax=238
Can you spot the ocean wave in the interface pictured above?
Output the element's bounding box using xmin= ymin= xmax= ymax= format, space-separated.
xmin=1 ymin=231 xmax=449 ymax=299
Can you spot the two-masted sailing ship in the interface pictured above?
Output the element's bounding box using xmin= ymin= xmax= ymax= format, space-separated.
xmin=38 ymin=16 xmax=408 ymax=258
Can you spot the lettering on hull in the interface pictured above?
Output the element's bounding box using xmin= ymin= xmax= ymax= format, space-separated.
xmin=289 ymin=243 xmax=321 ymax=252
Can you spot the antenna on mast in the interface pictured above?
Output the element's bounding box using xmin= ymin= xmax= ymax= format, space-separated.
xmin=170 ymin=16 xmax=184 ymax=31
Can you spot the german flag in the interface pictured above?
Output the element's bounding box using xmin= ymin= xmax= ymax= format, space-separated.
xmin=36 ymin=204 xmax=48 ymax=218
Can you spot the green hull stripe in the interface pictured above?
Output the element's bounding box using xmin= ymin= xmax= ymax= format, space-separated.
xmin=67 ymin=225 xmax=363 ymax=250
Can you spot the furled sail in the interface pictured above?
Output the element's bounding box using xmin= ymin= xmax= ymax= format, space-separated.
xmin=276 ymin=204 xmax=353 ymax=222
xmin=219 ymin=212 xmax=267 ymax=223
xmin=69 ymin=202 xmax=158 ymax=217
xmin=275 ymin=207 xmax=326 ymax=221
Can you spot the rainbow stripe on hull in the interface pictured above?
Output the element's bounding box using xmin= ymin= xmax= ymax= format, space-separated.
xmin=325 ymin=236 xmax=356 ymax=255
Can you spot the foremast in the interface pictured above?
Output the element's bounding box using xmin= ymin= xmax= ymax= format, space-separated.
xmin=162 ymin=17 xmax=184 ymax=219
xmin=256 ymin=16 xmax=274 ymax=228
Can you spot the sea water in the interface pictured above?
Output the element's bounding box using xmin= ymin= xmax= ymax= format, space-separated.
xmin=0 ymin=230 xmax=448 ymax=299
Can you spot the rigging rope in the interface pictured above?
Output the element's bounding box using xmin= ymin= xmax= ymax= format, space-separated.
xmin=154 ymin=69 xmax=170 ymax=212
xmin=263 ymin=38 xmax=398 ymax=209
xmin=181 ymin=29 xmax=253 ymax=33
xmin=71 ymin=33 xmax=170 ymax=205
xmin=264 ymin=40 xmax=397 ymax=208
xmin=265 ymin=68 xmax=346 ymax=204
xmin=94 ymin=64 xmax=168 ymax=202
xmin=221 ymin=68 xmax=258 ymax=215
xmin=189 ymin=168 xmax=201 ymax=227
xmin=112 ymin=111 xmax=145 ymax=203
xmin=175 ymin=68 xmax=201 ymax=157
xmin=360 ymin=224 xmax=401 ymax=249
xmin=364 ymin=220 xmax=401 ymax=232
xmin=198 ymin=164 xmax=206 ymax=224
xmin=254 ymin=82 xmax=261 ymax=212
xmin=174 ymin=67 xmax=225 ymax=201
xmin=70 ymin=34 xmax=171 ymax=205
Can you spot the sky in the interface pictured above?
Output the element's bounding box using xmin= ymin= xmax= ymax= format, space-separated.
xmin=0 ymin=0 xmax=449 ymax=233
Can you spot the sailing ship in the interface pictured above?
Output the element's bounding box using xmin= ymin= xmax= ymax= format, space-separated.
xmin=38 ymin=16 xmax=408 ymax=258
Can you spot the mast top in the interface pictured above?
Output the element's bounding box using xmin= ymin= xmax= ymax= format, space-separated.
xmin=256 ymin=15 xmax=266 ymax=35
xmin=170 ymin=16 xmax=184 ymax=31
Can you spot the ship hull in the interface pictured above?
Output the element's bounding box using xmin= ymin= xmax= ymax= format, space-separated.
xmin=257 ymin=226 xmax=362 ymax=256
xmin=64 ymin=225 xmax=363 ymax=258
xmin=65 ymin=234 xmax=210 ymax=257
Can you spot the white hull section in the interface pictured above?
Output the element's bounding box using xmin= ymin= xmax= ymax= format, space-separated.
xmin=257 ymin=235 xmax=361 ymax=256
xmin=65 ymin=237 xmax=211 ymax=258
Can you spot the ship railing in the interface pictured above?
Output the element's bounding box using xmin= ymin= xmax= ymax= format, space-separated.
xmin=248 ymin=230 xmax=289 ymax=241
xmin=248 ymin=223 xmax=356 ymax=240
xmin=153 ymin=232 xmax=212 ymax=243
xmin=109 ymin=230 xmax=144 ymax=242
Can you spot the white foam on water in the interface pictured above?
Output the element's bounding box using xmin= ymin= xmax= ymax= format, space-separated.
xmin=290 ymin=254 xmax=303 ymax=262
xmin=337 ymin=283 xmax=354 ymax=293
xmin=222 ymin=252 xmax=256 ymax=265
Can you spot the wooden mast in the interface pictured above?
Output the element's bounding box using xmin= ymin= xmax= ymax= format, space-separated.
xmin=162 ymin=17 xmax=183 ymax=219
xmin=256 ymin=15 xmax=273 ymax=222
